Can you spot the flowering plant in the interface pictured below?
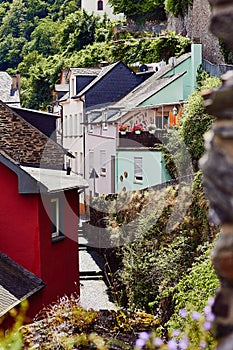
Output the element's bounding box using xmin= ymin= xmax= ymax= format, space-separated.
xmin=135 ymin=299 xmax=217 ymax=349
xmin=148 ymin=124 xmax=156 ymax=131
xmin=119 ymin=125 xmax=128 ymax=131
xmin=132 ymin=124 xmax=144 ymax=132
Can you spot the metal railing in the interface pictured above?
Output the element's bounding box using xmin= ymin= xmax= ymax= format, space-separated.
xmin=202 ymin=59 xmax=233 ymax=77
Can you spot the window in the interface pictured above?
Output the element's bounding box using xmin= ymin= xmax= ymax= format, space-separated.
xmin=103 ymin=111 xmax=108 ymax=130
xmin=73 ymin=114 xmax=78 ymax=136
xmin=156 ymin=116 xmax=168 ymax=129
xmin=89 ymin=149 xmax=94 ymax=174
xmin=68 ymin=114 xmax=72 ymax=136
xmin=97 ymin=0 xmax=103 ymax=10
xmin=134 ymin=157 xmax=143 ymax=184
xmin=51 ymin=198 xmax=60 ymax=239
xmin=88 ymin=114 xmax=93 ymax=133
xmin=63 ymin=115 xmax=68 ymax=137
xmin=100 ymin=150 xmax=106 ymax=176
xmin=78 ymin=112 xmax=83 ymax=135
xmin=71 ymin=78 xmax=75 ymax=96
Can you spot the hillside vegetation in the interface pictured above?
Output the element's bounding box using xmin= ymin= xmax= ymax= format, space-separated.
xmin=0 ymin=0 xmax=194 ymax=109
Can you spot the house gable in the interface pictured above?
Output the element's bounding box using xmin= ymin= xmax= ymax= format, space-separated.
xmin=83 ymin=62 xmax=144 ymax=109
xmin=11 ymin=106 xmax=58 ymax=140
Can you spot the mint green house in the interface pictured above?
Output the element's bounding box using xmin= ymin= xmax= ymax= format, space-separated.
xmin=116 ymin=147 xmax=171 ymax=192
xmin=139 ymin=43 xmax=202 ymax=107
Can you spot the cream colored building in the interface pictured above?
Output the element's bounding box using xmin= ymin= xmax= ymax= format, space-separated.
xmin=81 ymin=0 xmax=124 ymax=20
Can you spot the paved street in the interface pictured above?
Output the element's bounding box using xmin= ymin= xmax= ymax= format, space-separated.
xmin=78 ymin=223 xmax=118 ymax=311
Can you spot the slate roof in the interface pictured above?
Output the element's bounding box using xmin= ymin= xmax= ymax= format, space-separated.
xmin=92 ymin=72 xmax=185 ymax=123
xmin=73 ymin=62 xmax=121 ymax=98
xmin=0 ymin=72 xmax=20 ymax=106
xmin=0 ymin=252 xmax=45 ymax=317
xmin=84 ymin=52 xmax=190 ymax=123
xmin=0 ymin=100 xmax=69 ymax=169
xmin=110 ymin=72 xmax=185 ymax=112
xmin=69 ymin=67 xmax=101 ymax=76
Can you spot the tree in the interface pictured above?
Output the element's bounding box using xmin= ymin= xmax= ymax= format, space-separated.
xmin=108 ymin=0 xmax=166 ymax=24
xmin=58 ymin=10 xmax=100 ymax=53
xmin=27 ymin=18 xmax=58 ymax=56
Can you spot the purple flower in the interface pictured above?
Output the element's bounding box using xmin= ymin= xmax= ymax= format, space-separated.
xmin=203 ymin=321 xmax=212 ymax=331
xmin=200 ymin=340 xmax=207 ymax=349
xmin=179 ymin=336 xmax=189 ymax=349
xmin=208 ymin=297 xmax=215 ymax=307
xmin=135 ymin=338 xmax=146 ymax=349
xmin=179 ymin=309 xmax=188 ymax=318
xmin=135 ymin=332 xmax=150 ymax=348
xmin=203 ymin=305 xmax=211 ymax=316
xmin=192 ymin=311 xmax=201 ymax=320
xmin=139 ymin=332 xmax=150 ymax=341
xmin=206 ymin=311 xmax=215 ymax=322
xmin=172 ymin=329 xmax=180 ymax=337
xmin=167 ymin=339 xmax=178 ymax=350
xmin=154 ymin=337 xmax=163 ymax=347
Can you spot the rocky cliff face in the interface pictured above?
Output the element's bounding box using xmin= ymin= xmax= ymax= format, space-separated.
xmin=167 ymin=0 xmax=224 ymax=64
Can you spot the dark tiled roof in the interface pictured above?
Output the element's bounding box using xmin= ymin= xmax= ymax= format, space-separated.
xmin=73 ymin=62 xmax=120 ymax=98
xmin=0 ymin=100 xmax=67 ymax=169
xmin=0 ymin=252 xmax=45 ymax=316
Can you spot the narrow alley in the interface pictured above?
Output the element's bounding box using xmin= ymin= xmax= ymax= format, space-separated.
xmin=78 ymin=221 xmax=118 ymax=311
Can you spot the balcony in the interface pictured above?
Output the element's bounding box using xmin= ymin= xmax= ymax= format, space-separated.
xmin=118 ymin=130 xmax=167 ymax=148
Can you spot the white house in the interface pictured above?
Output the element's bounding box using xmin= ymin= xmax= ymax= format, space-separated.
xmin=81 ymin=0 xmax=124 ymax=20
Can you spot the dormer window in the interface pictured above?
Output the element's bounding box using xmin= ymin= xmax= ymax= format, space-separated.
xmin=97 ymin=0 xmax=103 ymax=10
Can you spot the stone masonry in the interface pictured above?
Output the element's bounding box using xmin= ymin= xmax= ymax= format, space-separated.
xmin=167 ymin=0 xmax=225 ymax=64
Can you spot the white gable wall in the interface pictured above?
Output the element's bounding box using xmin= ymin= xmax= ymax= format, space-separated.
xmin=81 ymin=0 xmax=124 ymax=20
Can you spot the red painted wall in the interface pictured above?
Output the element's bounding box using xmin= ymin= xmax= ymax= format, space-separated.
xmin=0 ymin=162 xmax=80 ymax=318
xmin=38 ymin=190 xmax=79 ymax=309
xmin=0 ymin=163 xmax=41 ymax=276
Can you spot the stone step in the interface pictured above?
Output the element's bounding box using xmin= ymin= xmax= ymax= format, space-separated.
xmin=80 ymin=270 xmax=104 ymax=281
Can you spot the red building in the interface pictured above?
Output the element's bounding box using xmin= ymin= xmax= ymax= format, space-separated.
xmin=0 ymin=101 xmax=88 ymax=320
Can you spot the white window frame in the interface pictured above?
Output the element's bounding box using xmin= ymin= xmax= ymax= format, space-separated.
xmin=51 ymin=198 xmax=59 ymax=239
xmin=134 ymin=156 xmax=143 ymax=184
xmin=88 ymin=114 xmax=93 ymax=133
xmin=100 ymin=149 xmax=106 ymax=176
xmin=73 ymin=113 xmax=78 ymax=136
xmin=102 ymin=111 xmax=108 ymax=130
xmin=63 ymin=115 xmax=68 ymax=137
xmin=89 ymin=149 xmax=94 ymax=174
xmin=68 ymin=114 xmax=72 ymax=137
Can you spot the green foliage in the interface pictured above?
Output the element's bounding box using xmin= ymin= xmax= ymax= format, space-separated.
xmin=106 ymin=172 xmax=219 ymax=324
xmin=167 ymin=241 xmax=219 ymax=331
xmin=0 ymin=300 xmax=28 ymax=350
xmin=108 ymin=0 xmax=166 ymax=24
xmin=153 ymin=32 xmax=191 ymax=62
xmin=219 ymin=38 xmax=233 ymax=64
xmin=164 ymin=0 xmax=193 ymax=17
xmin=21 ymin=294 xmax=159 ymax=349
xmin=180 ymin=75 xmax=221 ymax=170
xmin=26 ymin=18 xmax=58 ymax=56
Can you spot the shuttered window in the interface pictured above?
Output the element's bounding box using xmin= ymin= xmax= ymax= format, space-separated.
xmin=134 ymin=157 xmax=143 ymax=183
xmin=100 ymin=150 xmax=106 ymax=176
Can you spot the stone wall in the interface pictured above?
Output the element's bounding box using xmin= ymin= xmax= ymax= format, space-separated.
xmin=167 ymin=0 xmax=225 ymax=64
